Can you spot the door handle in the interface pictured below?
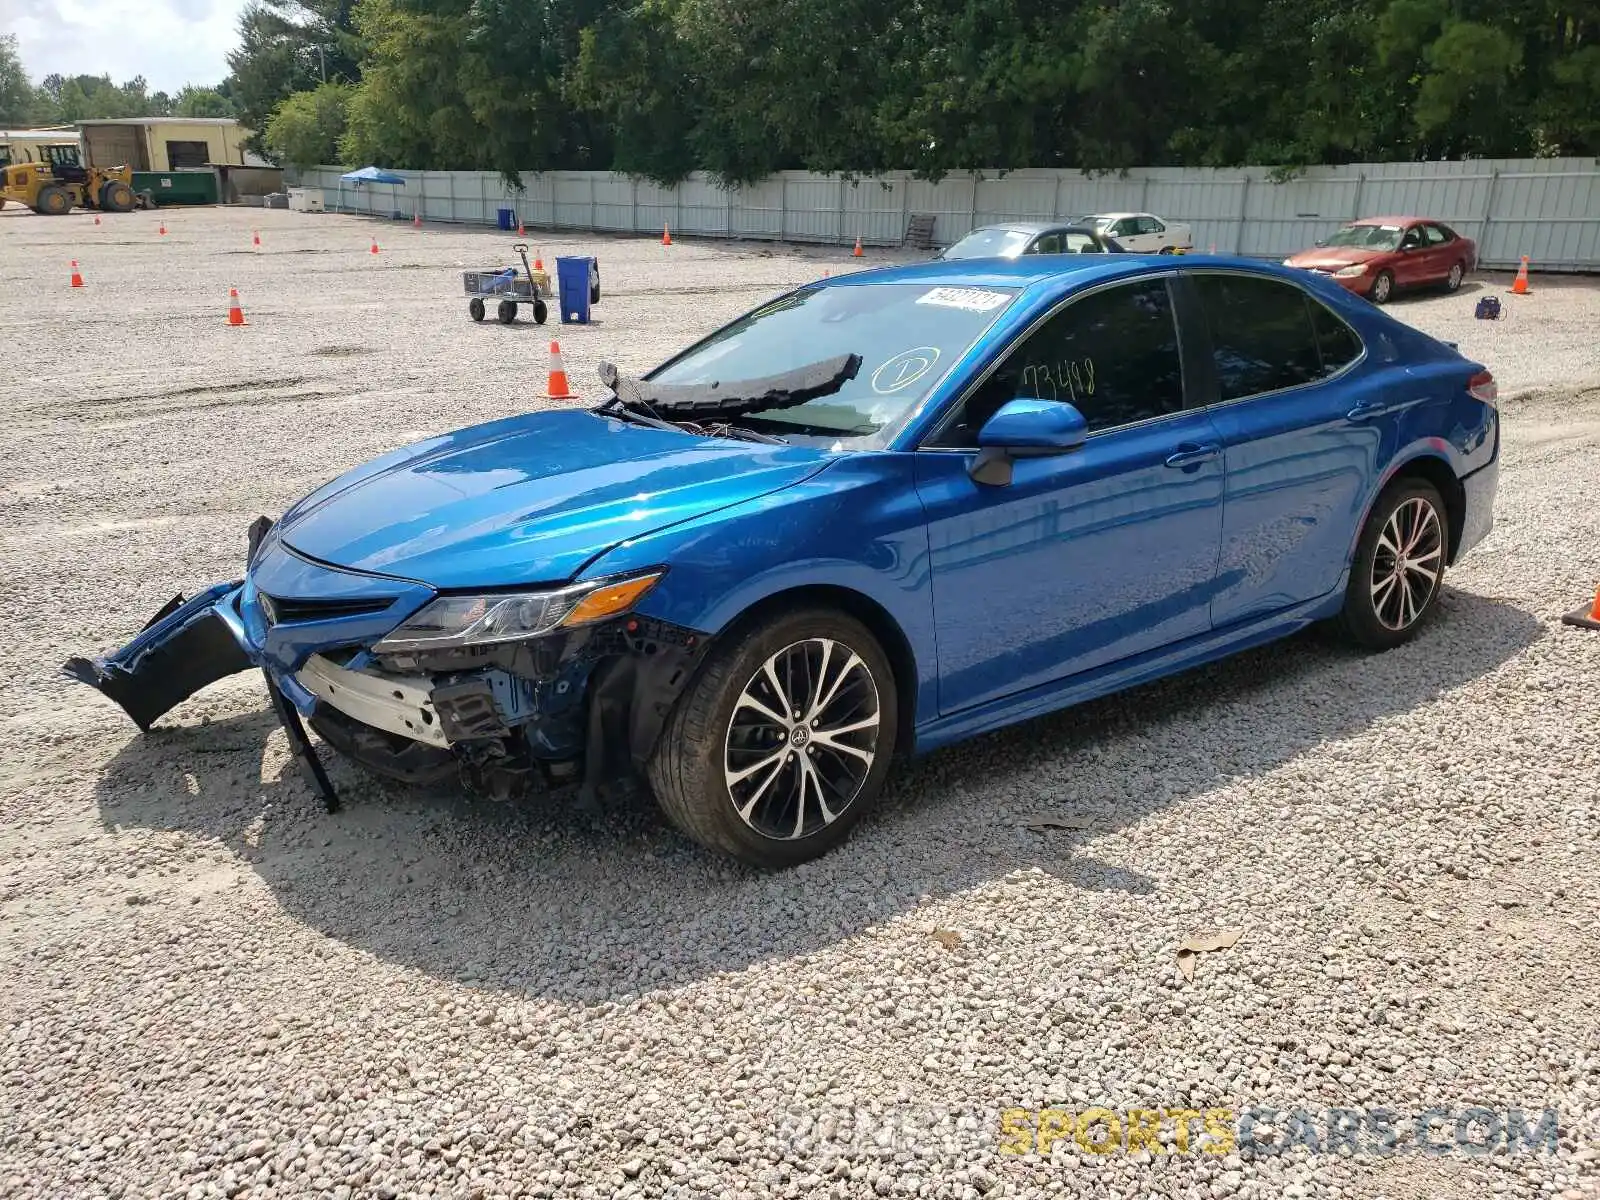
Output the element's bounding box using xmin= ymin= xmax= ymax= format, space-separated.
xmin=1346 ymin=402 xmax=1392 ymax=421
xmin=1164 ymin=443 xmax=1221 ymax=469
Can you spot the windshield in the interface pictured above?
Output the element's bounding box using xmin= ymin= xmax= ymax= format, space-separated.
xmin=646 ymin=282 xmax=1021 ymax=444
xmin=941 ymin=228 xmax=1032 ymax=259
xmin=1325 ymin=224 xmax=1404 ymax=251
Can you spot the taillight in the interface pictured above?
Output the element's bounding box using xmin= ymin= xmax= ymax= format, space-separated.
xmin=1467 ymin=369 xmax=1497 ymax=406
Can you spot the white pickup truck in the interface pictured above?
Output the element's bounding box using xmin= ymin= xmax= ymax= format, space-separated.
xmin=1078 ymin=212 xmax=1194 ymax=254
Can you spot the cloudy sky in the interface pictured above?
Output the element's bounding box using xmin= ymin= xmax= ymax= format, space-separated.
xmin=3 ymin=0 xmax=249 ymax=94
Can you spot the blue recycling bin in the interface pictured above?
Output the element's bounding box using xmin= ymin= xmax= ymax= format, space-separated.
xmin=556 ymin=256 xmax=593 ymax=324
xmin=496 ymin=207 xmax=515 ymax=231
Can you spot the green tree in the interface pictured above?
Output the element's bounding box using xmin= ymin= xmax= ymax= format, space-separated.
xmin=0 ymin=34 xmax=34 ymax=127
xmin=226 ymin=0 xmax=363 ymax=149
xmin=264 ymin=81 xmax=352 ymax=165
xmin=173 ymin=85 xmax=239 ymax=118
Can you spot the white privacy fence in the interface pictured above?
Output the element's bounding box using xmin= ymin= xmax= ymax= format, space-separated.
xmin=292 ymin=159 xmax=1600 ymax=271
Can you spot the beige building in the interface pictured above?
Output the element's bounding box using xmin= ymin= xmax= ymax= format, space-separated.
xmin=77 ymin=118 xmax=253 ymax=172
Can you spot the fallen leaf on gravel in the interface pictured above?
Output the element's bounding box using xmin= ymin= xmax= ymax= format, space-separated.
xmin=1019 ymin=815 xmax=1094 ymax=832
xmin=931 ymin=929 xmax=963 ymax=949
xmin=1176 ymin=928 xmax=1243 ymax=980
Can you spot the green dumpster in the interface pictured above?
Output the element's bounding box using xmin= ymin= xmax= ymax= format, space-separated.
xmin=131 ymin=169 xmax=220 ymax=206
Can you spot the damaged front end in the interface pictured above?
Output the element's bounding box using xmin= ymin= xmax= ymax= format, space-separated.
xmin=63 ymin=517 xmax=711 ymax=813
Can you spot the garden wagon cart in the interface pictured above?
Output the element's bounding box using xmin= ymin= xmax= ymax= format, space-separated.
xmin=464 ymin=242 xmax=550 ymax=325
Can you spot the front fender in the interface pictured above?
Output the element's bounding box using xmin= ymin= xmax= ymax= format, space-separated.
xmin=582 ymin=454 xmax=940 ymax=726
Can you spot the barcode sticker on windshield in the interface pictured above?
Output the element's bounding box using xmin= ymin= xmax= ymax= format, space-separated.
xmin=916 ymin=287 xmax=1011 ymax=312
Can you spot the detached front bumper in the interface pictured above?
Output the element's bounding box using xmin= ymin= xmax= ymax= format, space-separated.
xmin=64 ymin=582 xmax=255 ymax=732
xmin=63 ymin=521 xmax=711 ymax=812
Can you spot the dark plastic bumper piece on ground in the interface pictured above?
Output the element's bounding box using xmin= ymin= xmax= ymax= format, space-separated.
xmin=264 ymin=670 xmax=340 ymax=812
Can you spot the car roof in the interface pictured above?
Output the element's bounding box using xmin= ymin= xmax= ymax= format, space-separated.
xmin=816 ymin=255 xmax=1169 ymax=291
xmin=1350 ymin=215 xmax=1430 ymax=226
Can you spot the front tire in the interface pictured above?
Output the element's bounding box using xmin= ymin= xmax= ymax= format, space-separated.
xmin=1444 ymin=261 xmax=1465 ymax=292
xmin=647 ymin=608 xmax=898 ymax=867
xmin=1340 ymin=479 xmax=1447 ymax=650
xmin=496 ymin=299 xmax=517 ymax=324
xmin=1368 ymin=270 xmax=1395 ymax=304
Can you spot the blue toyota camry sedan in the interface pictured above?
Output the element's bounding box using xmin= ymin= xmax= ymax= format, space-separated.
xmin=68 ymin=255 xmax=1499 ymax=867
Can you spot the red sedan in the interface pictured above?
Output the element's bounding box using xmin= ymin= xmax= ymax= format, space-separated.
xmin=1283 ymin=216 xmax=1478 ymax=304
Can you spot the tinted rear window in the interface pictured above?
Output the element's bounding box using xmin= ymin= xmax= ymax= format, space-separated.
xmin=1194 ymin=274 xmax=1325 ymax=401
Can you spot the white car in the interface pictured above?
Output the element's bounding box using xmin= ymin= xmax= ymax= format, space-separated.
xmin=1078 ymin=212 xmax=1193 ymax=254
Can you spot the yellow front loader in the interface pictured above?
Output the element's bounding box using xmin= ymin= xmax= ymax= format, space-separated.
xmin=0 ymin=144 xmax=139 ymax=215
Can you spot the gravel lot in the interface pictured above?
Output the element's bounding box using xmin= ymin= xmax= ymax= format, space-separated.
xmin=2 ymin=205 xmax=1599 ymax=1200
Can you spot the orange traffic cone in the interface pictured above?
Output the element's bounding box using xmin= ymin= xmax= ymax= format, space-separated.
xmin=69 ymin=260 xmax=84 ymax=288
xmin=1510 ymin=256 xmax=1531 ymax=295
xmin=93 ymin=215 xmax=101 ymax=226
xmin=852 ymin=235 xmax=864 ymax=258
xmin=226 ymin=287 xmax=247 ymax=326
xmin=1208 ymin=243 xmax=1217 ymax=254
xmin=252 ymin=229 xmax=261 ymax=248
xmin=534 ymin=255 xmax=544 ymax=271
xmin=546 ymin=341 xmax=574 ymax=400
xmin=662 ymin=224 xmax=672 ymax=246
xmin=1562 ymin=585 xmax=1600 ymax=630
xmin=413 ymin=209 xmax=422 ymax=228
xmin=517 ymin=220 xmax=525 ymax=237
xmin=158 ymin=221 xmax=167 ymax=236
xmin=370 ymin=239 xmax=380 ymax=255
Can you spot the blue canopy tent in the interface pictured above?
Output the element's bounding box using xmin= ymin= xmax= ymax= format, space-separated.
xmin=339 ymin=165 xmax=408 ymax=220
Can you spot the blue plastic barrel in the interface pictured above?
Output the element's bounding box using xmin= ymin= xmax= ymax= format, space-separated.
xmin=556 ymin=256 xmax=593 ymax=324
xmin=496 ymin=207 xmax=515 ymax=231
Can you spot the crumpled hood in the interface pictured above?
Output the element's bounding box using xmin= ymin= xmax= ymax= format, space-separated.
xmin=276 ymin=410 xmax=834 ymax=589
xmin=1285 ymin=247 xmax=1387 ymax=270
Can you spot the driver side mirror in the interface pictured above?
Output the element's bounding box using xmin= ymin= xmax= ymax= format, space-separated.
xmin=970 ymin=398 xmax=1088 ymax=486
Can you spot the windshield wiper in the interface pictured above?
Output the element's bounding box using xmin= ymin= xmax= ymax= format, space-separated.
xmin=597 ymin=354 xmax=863 ymax=421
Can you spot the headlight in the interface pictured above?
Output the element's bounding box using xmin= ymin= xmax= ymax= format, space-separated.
xmin=374 ymin=570 xmax=664 ymax=652
xmin=1333 ymin=264 xmax=1368 ymax=278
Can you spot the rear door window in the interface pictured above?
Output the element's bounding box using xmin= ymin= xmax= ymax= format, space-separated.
xmin=1193 ymin=273 xmax=1326 ymax=401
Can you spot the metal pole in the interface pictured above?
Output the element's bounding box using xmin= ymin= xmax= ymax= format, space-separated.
xmin=899 ymin=174 xmax=908 ymax=245
xmin=1140 ymin=175 xmax=1150 ymax=212
xmin=1052 ymin=173 xmax=1062 ymax=219
xmin=780 ymin=177 xmax=787 ymax=243
xmin=589 ymin=173 xmax=596 ymax=231
xmin=631 ymin=176 xmax=638 ymax=235
xmin=1236 ymin=175 xmax=1251 ymax=254
xmin=1480 ymin=168 xmax=1501 ymax=266
xmin=1351 ymin=172 xmax=1365 ymax=220
xmin=969 ymin=172 xmax=979 ymax=235
xmin=838 ymin=176 xmax=847 ymax=245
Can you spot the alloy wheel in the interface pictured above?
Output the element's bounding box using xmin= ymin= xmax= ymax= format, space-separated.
xmin=723 ymin=637 xmax=881 ymax=840
xmin=1371 ymin=272 xmax=1393 ymax=303
xmin=1447 ymin=263 xmax=1464 ymax=291
xmin=1370 ymin=497 xmax=1443 ymax=631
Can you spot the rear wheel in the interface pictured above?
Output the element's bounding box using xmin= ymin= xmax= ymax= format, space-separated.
xmin=1340 ymin=479 xmax=1447 ymax=649
xmin=531 ymin=299 xmax=548 ymax=324
xmin=496 ymin=299 xmax=517 ymax=324
xmin=1368 ymin=270 xmax=1395 ymax=304
xmin=35 ymin=185 xmax=70 ymax=215
xmin=648 ymin=608 xmax=898 ymax=867
xmin=468 ymin=297 xmax=485 ymax=322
